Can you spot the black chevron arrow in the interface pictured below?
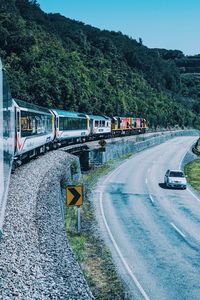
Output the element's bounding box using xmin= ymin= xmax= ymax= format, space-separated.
xmin=69 ymin=188 xmax=81 ymax=205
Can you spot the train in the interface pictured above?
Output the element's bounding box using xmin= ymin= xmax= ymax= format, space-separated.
xmin=0 ymin=58 xmax=147 ymax=228
xmin=13 ymin=101 xmax=147 ymax=167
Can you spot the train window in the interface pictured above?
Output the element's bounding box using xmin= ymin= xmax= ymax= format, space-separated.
xmin=36 ymin=115 xmax=47 ymax=134
xmin=21 ymin=112 xmax=33 ymax=137
xmin=3 ymin=70 xmax=13 ymax=139
xmin=59 ymin=117 xmax=64 ymax=130
xmin=102 ymin=121 xmax=105 ymax=127
xmin=47 ymin=117 xmax=52 ymax=131
xmin=59 ymin=117 xmax=87 ymax=130
xmin=64 ymin=117 xmax=69 ymax=129
xmin=21 ymin=111 xmax=52 ymax=137
xmin=95 ymin=120 xmax=98 ymax=127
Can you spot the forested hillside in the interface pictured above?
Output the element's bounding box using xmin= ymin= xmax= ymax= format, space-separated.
xmin=1 ymin=0 xmax=200 ymax=128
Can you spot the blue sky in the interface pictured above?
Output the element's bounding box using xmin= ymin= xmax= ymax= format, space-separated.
xmin=38 ymin=0 xmax=200 ymax=55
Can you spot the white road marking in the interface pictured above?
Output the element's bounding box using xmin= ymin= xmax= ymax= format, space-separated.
xmin=170 ymin=222 xmax=186 ymax=238
xmin=178 ymin=138 xmax=197 ymax=170
xmin=99 ymin=165 xmax=151 ymax=300
xmin=149 ymin=194 xmax=155 ymax=204
xmin=187 ymin=187 xmax=200 ymax=203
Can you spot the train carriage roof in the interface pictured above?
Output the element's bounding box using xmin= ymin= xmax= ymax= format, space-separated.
xmin=89 ymin=115 xmax=111 ymax=121
xmin=51 ymin=109 xmax=88 ymax=119
xmin=13 ymin=98 xmax=51 ymax=114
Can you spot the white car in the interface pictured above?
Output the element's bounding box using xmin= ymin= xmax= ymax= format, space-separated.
xmin=164 ymin=170 xmax=187 ymax=189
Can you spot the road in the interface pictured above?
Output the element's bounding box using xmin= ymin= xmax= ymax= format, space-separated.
xmin=97 ymin=136 xmax=200 ymax=300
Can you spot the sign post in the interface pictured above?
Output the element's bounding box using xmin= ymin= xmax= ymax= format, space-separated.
xmin=98 ymin=138 xmax=106 ymax=147
xmin=77 ymin=206 xmax=81 ymax=233
xmin=98 ymin=139 xmax=106 ymax=152
xmin=66 ymin=185 xmax=83 ymax=233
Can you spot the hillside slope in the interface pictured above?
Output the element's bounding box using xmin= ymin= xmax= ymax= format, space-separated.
xmin=0 ymin=0 xmax=200 ymax=128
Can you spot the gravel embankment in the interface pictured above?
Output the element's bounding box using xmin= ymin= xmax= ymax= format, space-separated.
xmin=0 ymin=150 xmax=93 ymax=300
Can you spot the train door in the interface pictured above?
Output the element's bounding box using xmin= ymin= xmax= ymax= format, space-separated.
xmin=90 ymin=118 xmax=94 ymax=135
xmin=15 ymin=107 xmax=21 ymax=154
xmin=51 ymin=113 xmax=56 ymax=139
xmin=55 ymin=115 xmax=59 ymax=139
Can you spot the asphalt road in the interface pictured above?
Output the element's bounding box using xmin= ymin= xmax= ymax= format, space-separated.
xmin=97 ymin=136 xmax=200 ymax=300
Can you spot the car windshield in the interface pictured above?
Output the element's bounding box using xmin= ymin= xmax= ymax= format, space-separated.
xmin=169 ymin=171 xmax=184 ymax=177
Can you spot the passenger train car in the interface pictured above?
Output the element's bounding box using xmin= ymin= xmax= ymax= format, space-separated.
xmin=14 ymin=99 xmax=54 ymax=161
xmin=52 ymin=109 xmax=90 ymax=146
xmin=89 ymin=115 xmax=111 ymax=138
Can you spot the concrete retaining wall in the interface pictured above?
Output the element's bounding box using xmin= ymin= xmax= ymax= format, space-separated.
xmin=89 ymin=130 xmax=199 ymax=166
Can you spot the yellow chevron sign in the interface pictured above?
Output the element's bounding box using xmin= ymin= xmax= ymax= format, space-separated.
xmin=66 ymin=185 xmax=83 ymax=206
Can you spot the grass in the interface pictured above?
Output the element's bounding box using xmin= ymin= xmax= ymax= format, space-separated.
xmin=65 ymin=153 xmax=134 ymax=299
xmin=184 ymin=158 xmax=200 ymax=191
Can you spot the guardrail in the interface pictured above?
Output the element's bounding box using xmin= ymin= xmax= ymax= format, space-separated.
xmin=192 ymin=138 xmax=200 ymax=155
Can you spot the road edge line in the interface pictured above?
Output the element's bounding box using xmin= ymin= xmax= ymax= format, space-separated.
xmin=99 ymin=167 xmax=150 ymax=300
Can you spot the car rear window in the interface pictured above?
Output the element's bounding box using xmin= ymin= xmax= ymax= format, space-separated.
xmin=169 ymin=171 xmax=184 ymax=177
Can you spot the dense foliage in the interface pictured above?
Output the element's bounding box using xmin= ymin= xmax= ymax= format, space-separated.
xmin=1 ymin=0 xmax=200 ymax=128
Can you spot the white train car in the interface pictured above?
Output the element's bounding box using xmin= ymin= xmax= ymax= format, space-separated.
xmin=0 ymin=59 xmax=15 ymax=232
xmin=14 ymin=99 xmax=55 ymax=164
xmin=51 ymin=109 xmax=90 ymax=145
xmin=89 ymin=115 xmax=111 ymax=138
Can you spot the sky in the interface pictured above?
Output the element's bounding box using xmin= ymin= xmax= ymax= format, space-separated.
xmin=38 ymin=0 xmax=200 ymax=56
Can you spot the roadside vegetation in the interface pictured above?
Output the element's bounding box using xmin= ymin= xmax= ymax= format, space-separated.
xmin=65 ymin=155 xmax=133 ymax=299
xmin=184 ymin=158 xmax=200 ymax=191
